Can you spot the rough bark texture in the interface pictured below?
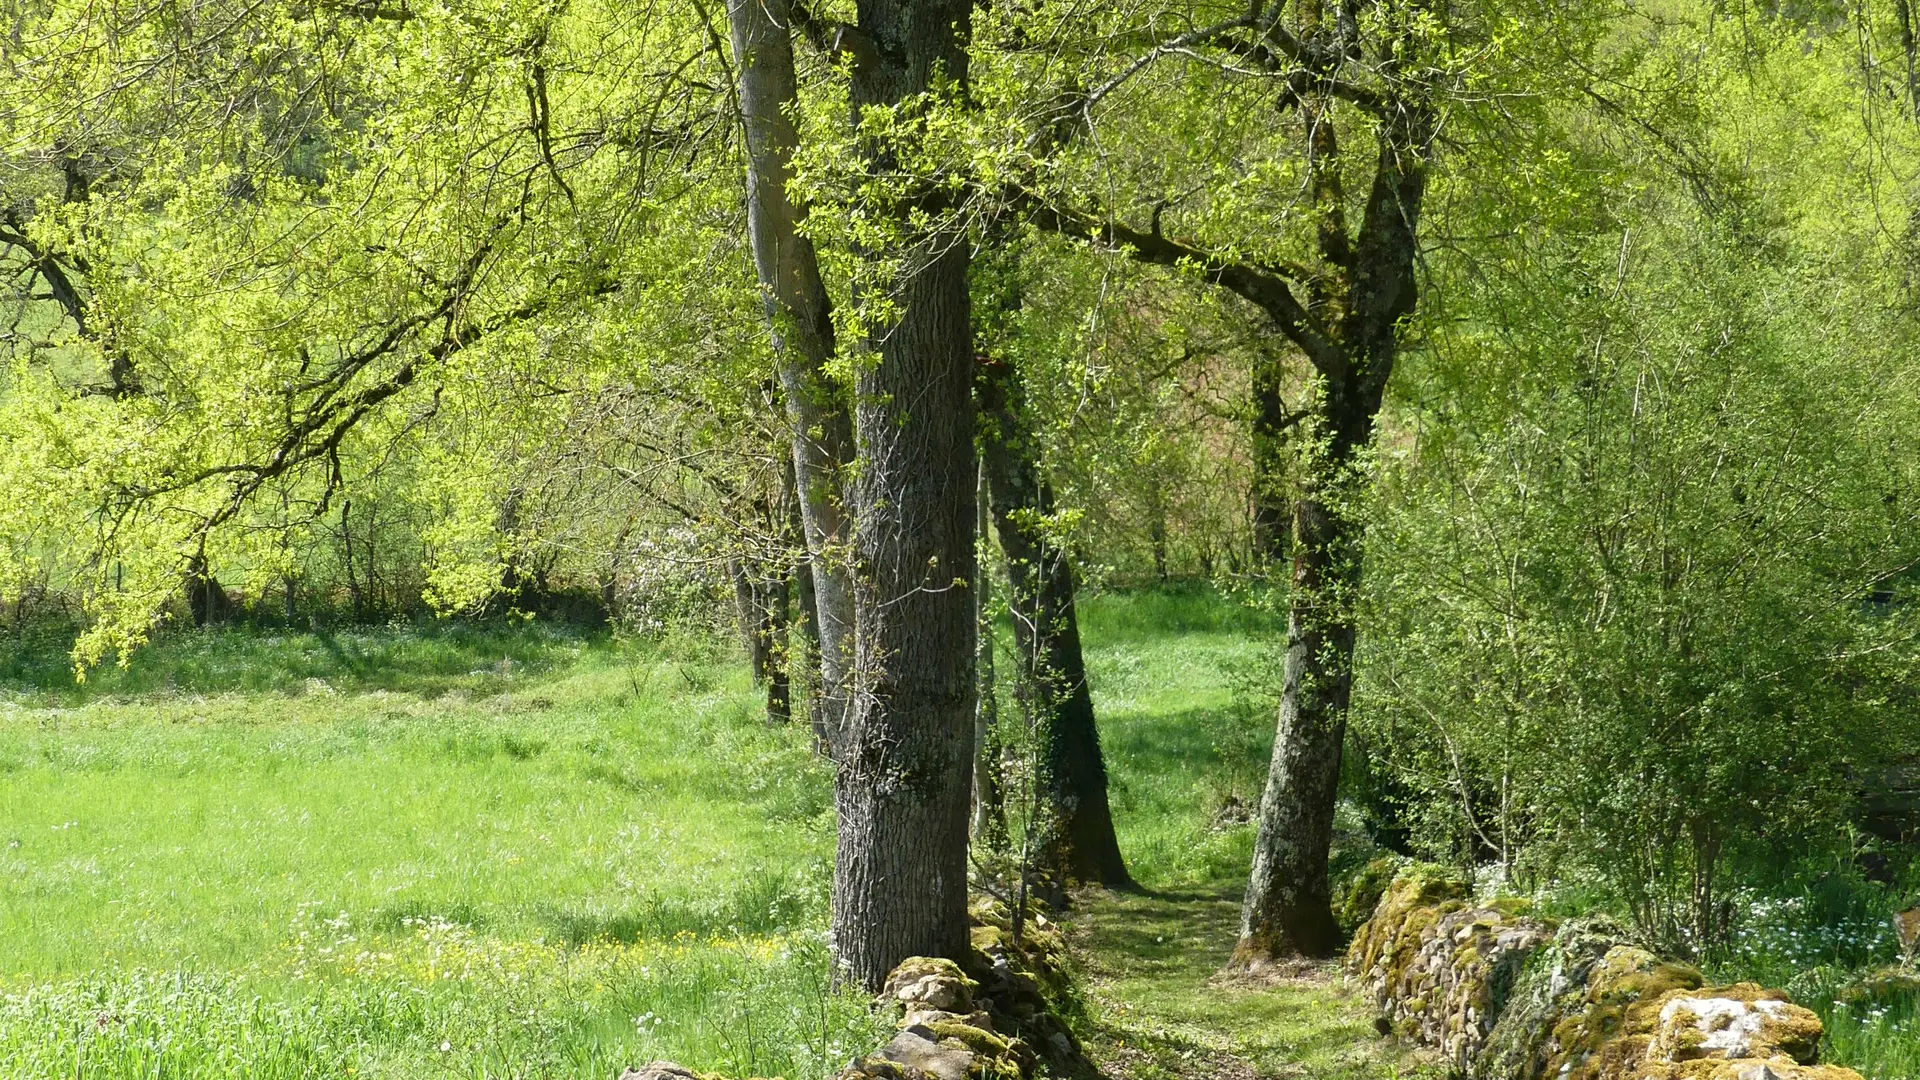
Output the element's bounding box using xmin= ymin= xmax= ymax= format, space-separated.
xmin=830 ymin=0 xmax=978 ymax=991
xmin=1237 ymin=383 xmax=1380 ymax=959
xmin=978 ymin=355 xmax=1130 ymax=889
xmin=726 ymin=0 xmax=856 ymax=751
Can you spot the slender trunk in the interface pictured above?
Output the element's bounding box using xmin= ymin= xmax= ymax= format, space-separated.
xmin=1147 ymin=498 xmax=1169 ymax=582
xmin=729 ymin=556 xmax=771 ymax=683
xmin=833 ymin=0 xmax=978 ymax=990
xmin=726 ymin=0 xmax=855 ymax=753
xmin=973 ymin=462 xmax=1007 ymax=847
xmin=979 ymin=355 xmax=1129 ymax=888
xmin=340 ymin=498 xmax=361 ymax=620
xmin=1236 ymin=385 xmax=1377 ymax=960
xmin=764 ymin=567 xmax=792 ymax=725
xmin=1238 ymin=92 xmax=1429 ymax=962
xmin=1250 ymin=348 xmax=1292 ymax=567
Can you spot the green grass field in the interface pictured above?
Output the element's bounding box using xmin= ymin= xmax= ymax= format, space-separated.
xmin=0 ymin=592 xmax=1281 ymax=1079
xmin=4 ymin=591 xmax=1908 ymax=1080
xmin=0 ymin=623 xmax=880 ymax=1078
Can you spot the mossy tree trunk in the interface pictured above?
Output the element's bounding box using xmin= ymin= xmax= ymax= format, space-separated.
xmin=978 ymin=353 xmax=1130 ymax=889
xmin=1030 ymin=4 xmax=1435 ymax=960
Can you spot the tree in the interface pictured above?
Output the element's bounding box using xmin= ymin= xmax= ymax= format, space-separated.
xmin=1025 ymin=0 xmax=1445 ymax=959
xmin=829 ymin=0 xmax=982 ymax=990
xmin=978 ymin=350 xmax=1131 ymax=888
xmin=973 ymin=246 xmax=1129 ymax=888
xmin=726 ymin=0 xmax=858 ymax=750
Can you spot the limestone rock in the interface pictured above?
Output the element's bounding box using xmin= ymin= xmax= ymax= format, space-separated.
xmin=1645 ymin=989 xmax=1821 ymax=1066
xmin=883 ymin=957 xmax=976 ymax=1014
xmin=869 ymin=1025 xmax=976 ymax=1080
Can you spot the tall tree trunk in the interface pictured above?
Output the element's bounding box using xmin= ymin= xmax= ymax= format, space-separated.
xmin=833 ymin=0 xmax=978 ymax=990
xmin=978 ymin=355 xmax=1130 ymax=889
xmin=726 ymin=0 xmax=856 ymax=753
xmin=973 ymin=462 xmax=1007 ymax=848
xmin=1237 ymin=90 xmax=1428 ymax=962
xmin=1236 ymin=382 xmax=1379 ymax=961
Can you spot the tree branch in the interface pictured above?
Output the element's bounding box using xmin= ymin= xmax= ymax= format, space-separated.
xmin=1027 ymin=200 xmax=1345 ymax=376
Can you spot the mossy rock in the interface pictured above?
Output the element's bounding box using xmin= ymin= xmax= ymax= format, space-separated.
xmin=1474 ymin=922 xmax=1616 ymax=1080
xmin=1347 ymin=862 xmax=1469 ymax=982
xmin=924 ymin=1020 xmax=1012 ymax=1058
xmin=1544 ymin=946 xmax=1705 ymax=1080
xmin=1642 ymin=986 xmax=1822 ymax=1067
xmin=1836 ymin=965 xmax=1920 ymax=1009
xmin=1336 ymin=854 xmax=1409 ymax=933
xmin=884 ymin=956 xmax=979 ymax=1013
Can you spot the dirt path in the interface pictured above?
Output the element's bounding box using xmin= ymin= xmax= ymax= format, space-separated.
xmin=1066 ymin=882 xmax=1439 ymax=1080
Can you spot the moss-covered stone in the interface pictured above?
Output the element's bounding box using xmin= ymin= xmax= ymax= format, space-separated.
xmin=884 ymin=956 xmax=978 ymax=1013
xmin=1336 ymin=854 xmax=1410 ymax=933
xmin=1474 ymin=919 xmax=1625 ymax=1080
xmin=1348 ymin=867 xmax=1866 ymax=1080
xmin=1836 ymin=965 xmax=1920 ymax=1009
xmin=1346 ymin=862 xmax=1469 ymax=985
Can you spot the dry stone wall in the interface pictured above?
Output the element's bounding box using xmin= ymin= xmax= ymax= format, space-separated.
xmin=1347 ymin=865 xmax=1866 ymax=1080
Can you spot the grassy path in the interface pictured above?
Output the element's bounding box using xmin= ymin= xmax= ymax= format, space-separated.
xmin=1066 ymin=882 xmax=1439 ymax=1080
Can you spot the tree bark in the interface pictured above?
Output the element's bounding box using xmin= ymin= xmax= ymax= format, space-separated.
xmin=1238 ymin=95 xmax=1428 ymax=963
xmin=978 ymin=354 xmax=1130 ymax=889
xmin=832 ymin=0 xmax=978 ymax=990
xmin=1236 ymin=382 xmax=1380 ymax=960
xmin=726 ymin=0 xmax=856 ymax=752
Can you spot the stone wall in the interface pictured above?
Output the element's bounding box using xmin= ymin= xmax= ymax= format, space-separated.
xmin=1347 ymin=864 xmax=1867 ymax=1080
xmin=621 ymin=900 xmax=1090 ymax=1080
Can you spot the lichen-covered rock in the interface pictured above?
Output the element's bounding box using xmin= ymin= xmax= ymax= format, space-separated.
xmin=1336 ymin=854 xmax=1410 ymax=934
xmin=1644 ymin=988 xmax=1822 ymax=1066
xmin=1473 ymin=918 xmax=1624 ymax=1080
xmin=1375 ymin=902 xmax=1551 ymax=1065
xmin=1347 ymin=862 xmax=1469 ymax=993
xmin=884 ymin=957 xmax=978 ymax=1014
xmin=1348 ymin=867 xmax=1868 ymax=1080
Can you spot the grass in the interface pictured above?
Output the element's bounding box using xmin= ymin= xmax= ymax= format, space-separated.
xmin=0 ymin=623 xmax=884 ymax=1078
xmin=1077 ymin=587 xmax=1276 ymax=887
xmin=1068 ymin=884 xmax=1438 ymax=1080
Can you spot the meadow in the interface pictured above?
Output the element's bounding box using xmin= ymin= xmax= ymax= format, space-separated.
xmin=0 ymin=592 xmax=1274 ymax=1079
xmin=1 ymin=592 xmax=1914 ymax=1079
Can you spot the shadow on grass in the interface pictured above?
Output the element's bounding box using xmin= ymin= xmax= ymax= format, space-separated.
xmin=0 ymin=619 xmax=610 ymax=702
xmin=1069 ymin=878 xmax=1441 ymax=1080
